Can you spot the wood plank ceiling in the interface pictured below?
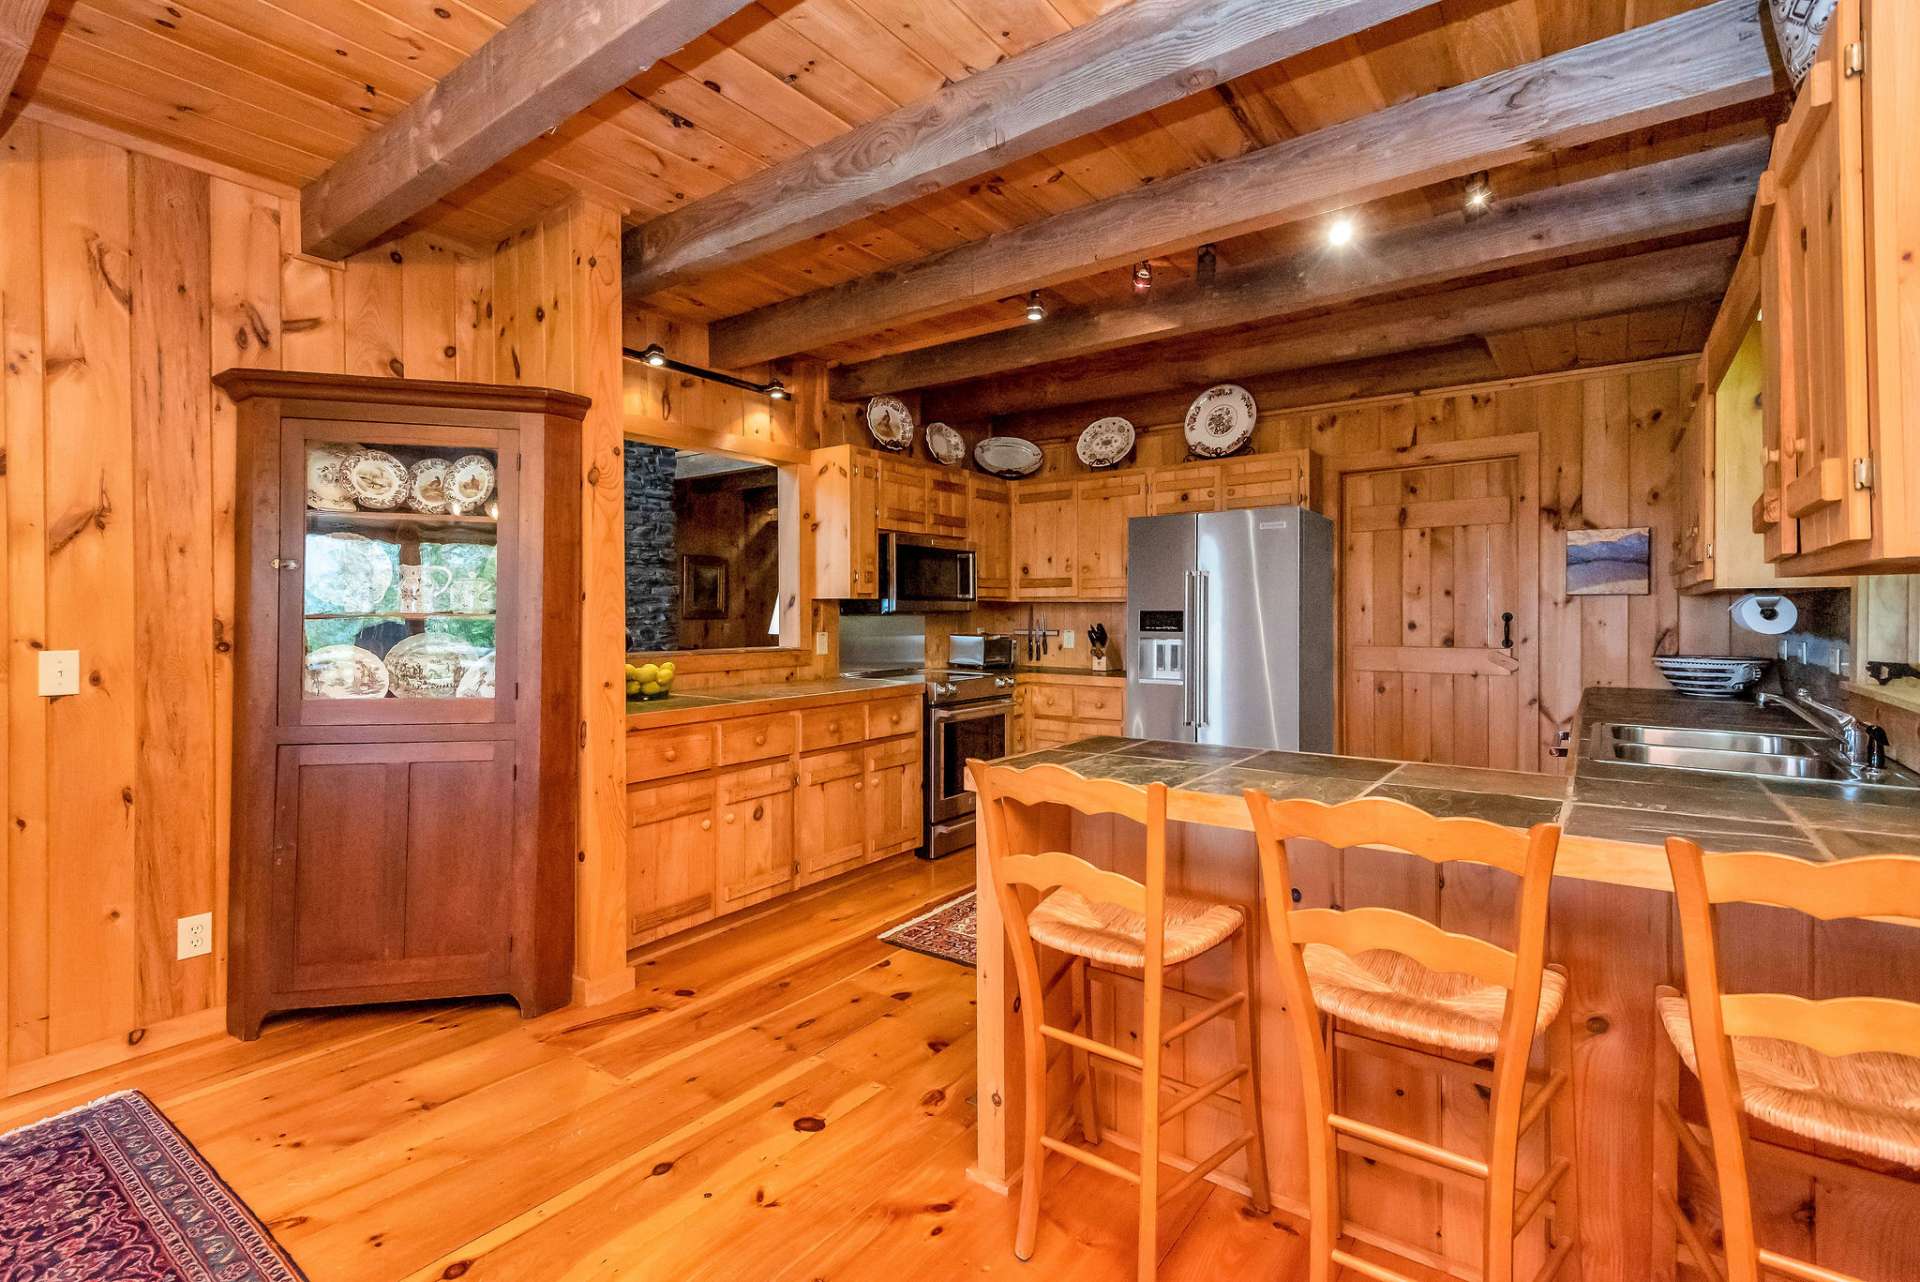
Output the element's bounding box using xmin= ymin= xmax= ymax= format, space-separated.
xmin=9 ymin=0 xmax=1780 ymax=414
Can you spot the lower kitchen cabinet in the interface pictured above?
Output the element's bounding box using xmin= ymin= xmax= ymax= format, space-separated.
xmin=715 ymin=762 xmax=797 ymax=914
xmin=1018 ymin=673 xmax=1126 ymax=749
xmin=627 ymin=777 xmax=718 ymax=943
xmin=866 ymin=737 xmax=923 ymax=859
xmin=797 ymin=747 xmax=869 ymax=884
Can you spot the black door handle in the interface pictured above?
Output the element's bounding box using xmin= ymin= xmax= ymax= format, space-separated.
xmin=1501 ymin=612 xmax=1514 ymax=649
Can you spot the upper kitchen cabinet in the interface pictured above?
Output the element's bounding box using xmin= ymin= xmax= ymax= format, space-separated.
xmin=1758 ymin=0 xmax=1920 ymax=574
xmin=1679 ymin=257 xmax=1851 ymax=593
xmin=809 ymin=445 xmax=880 ymax=600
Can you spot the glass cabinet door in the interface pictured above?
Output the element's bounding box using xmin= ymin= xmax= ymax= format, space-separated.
xmin=281 ymin=421 xmax=516 ymax=726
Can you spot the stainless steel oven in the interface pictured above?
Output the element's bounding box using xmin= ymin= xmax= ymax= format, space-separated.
xmin=925 ymin=683 xmax=1013 ymax=860
xmin=879 ymin=533 xmax=976 ymax=614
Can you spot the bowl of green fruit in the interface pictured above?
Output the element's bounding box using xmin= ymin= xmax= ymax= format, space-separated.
xmin=625 ymin=660 xmax=676 ymax=701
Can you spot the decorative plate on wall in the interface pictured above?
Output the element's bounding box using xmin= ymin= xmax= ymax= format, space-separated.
xmin=406 ymin=458 xmax=455 ymax=514
xmin=1184 ymin=385 xmax=1257 ymax=459
xmin=973 ymin=436 xmax=1044 ymax=478
xmin=1076 ymin=417 xmax=1135 ymax=469
xmin=303 ymin=645 xmax=390 ymax=699
xmin=866 ymin=395 xmax=915 ymax=452
xmin=1770 ymin=0 xmax=1836 ymax=85
xmin=448 ymin=454 xmax=496 ymax=514
xmin=925 ymin=422 xmax=967 ymax=466
xmin=305 ymin=443 xmax=359 ymax=512
xmin=340 ymin=448 xmax=410 ymax=510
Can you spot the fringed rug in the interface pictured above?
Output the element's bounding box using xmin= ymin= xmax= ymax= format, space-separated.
xmin=880 ymin=891 xmax=978 ymax=968
xmin=0 ymin=1089 xmax=306 ymax=1282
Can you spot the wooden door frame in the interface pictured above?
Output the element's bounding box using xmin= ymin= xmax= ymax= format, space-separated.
xmin=1321 ymin=433 xmax=1543 ymax=771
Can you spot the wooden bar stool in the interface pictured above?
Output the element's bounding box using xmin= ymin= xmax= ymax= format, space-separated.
xmin=972 ymin=760 xmax=1272 ymax=1281
xmin=1243 ymin=793 xmax=1578 ymax=1282
xmin=1657 ymin=838 xmax=1920 ymax=1282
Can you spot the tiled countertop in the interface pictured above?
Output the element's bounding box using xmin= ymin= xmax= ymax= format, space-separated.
xmin=993 ymin=720 xmax=1920 ymax=892
xmin=626 ymin=675 xmax=922 ymax=727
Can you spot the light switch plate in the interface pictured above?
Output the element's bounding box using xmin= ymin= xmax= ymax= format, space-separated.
xmin=37 ymin=650 xmax=79 ymax=697
xmin=814 ymin=630 xmax=829 ymax=656
xmin=176 ymin=912 xmax=213 ymax=960
xmin=1061 ymin=629 xmax=1076 ymax=650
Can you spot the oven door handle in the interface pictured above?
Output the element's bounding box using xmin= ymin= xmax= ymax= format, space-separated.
xmin=930 ymin=699 xmax=1015 ymax=726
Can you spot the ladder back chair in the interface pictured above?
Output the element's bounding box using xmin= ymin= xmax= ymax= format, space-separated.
xmin=1659 ymin=837 xmax=1920 ymax=1282
xmin=972 ymin=760 xmax=1271 ymax=1282
xmin=1243 ymin=792 xmax=1578 ymax=1282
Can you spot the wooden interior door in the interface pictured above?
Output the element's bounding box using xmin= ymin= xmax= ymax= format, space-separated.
xmin=1340 ymin=459 xmax=1536 ymax=770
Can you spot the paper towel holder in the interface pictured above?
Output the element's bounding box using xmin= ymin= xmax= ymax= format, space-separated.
xmin=1730 ymin=592 xmax=1798 ymax=636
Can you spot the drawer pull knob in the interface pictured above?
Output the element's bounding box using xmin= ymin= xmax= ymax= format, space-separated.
xmin=664 ymin=748 xmax=678 ymax=761
xmin=754 ymin=732 xmax=767 ymax=745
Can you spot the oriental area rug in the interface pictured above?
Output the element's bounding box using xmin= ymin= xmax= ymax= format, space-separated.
xmin=0 ymin=1089 xmax=306 ymax=1282
xmin=880 ymin=890 xmax=978 ymax=968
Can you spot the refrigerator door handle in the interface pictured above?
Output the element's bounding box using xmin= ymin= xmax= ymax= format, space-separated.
xmin=1181 ymin=571 xmax=1196 ymax=727
xmin=1193 ymin=570 xmax=1208 ymax=730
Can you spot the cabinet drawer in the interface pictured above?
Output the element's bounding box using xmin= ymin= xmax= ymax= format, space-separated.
xmin=865 ymin=694 xmax=921 ymax=740
xmin=866 ymin=734 xmax=920 ymax=772
xmin=1027 ymin=683 xmax=1074 ymax=717
xmin=718 ymin=713 xmax=797 ymax=765
xmin=800 ymin=703 xmax=868 ymax=752
xmin=1028 ymin=716 xmax=1076 ymax=749
xmin=629 ymin=724 xmax=715 ymax=783
xmin=1071 ymin=685 xmax=1123 ymax=721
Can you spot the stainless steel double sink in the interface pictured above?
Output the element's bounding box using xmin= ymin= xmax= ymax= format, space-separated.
xmin=1588 ymin=721 xmax=1920 ymax=789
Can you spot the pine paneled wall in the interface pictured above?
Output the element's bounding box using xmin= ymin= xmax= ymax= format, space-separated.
xmin=0 ymin=119 xmax=628 ymax=1092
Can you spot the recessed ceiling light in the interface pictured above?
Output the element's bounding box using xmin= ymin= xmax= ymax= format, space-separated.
xmin=1025 ymin=290 xmax=1047 ymax=322
xmin=1327 ymin=216 xmax=1356 ymax=248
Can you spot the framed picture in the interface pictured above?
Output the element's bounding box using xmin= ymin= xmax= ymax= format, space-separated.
xmin=1566 ymin=527 xmax=1651 ymax=596
xmin=680 ymin=554 xmax=729 ymax=619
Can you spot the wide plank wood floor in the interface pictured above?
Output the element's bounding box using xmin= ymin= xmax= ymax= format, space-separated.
xmin=2 ymin=856 xmax=1429 ymax=1280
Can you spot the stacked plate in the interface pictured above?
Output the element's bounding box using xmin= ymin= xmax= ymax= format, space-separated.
xmin=1653 ymin=656 xmax=1771 ymax=699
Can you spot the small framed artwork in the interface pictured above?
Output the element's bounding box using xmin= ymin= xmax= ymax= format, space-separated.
xmin=1566 ymin=527 xmax=1651 ymax=596
xmin=680 ymin=554 xmax=729 ymax=619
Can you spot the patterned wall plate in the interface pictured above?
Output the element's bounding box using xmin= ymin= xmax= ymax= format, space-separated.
xmin=449 ymin=453 xmax=496 ymax=513
xmin=1184 ymin=385 xmax=1257 ymax=459
xmin=973 ymin=436 xmax=1044 ymax=478
xmin=925 ymin=422 xmax=966 ymax=466
xmin=1076 ymin=416 xmax=1135 ymax=469
xmin=866 ymin=395 xmax=915 ymax=452
xmin=340 ymin=448 xmax=410 ymax=510
xmin=305 ymin=443 xmax=358 ymax=512
xmin=407 ymin=458 xmax=455 ymax=514
xmin=304 ymin=532 xmax=392 ymax=614
xmin=385 ymin=632 xmax=478 ymax=699
xmin=304 ymin=644 xmax=389 ymax=699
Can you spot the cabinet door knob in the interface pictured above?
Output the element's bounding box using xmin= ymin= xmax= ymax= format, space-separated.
xmin=700 ymin=818 xmax=712 ymax=831
xmin=853 ymin=781 xmax=864 ymax=792
xmin=752 ymin=803 xmax=765 ymax=821
xmin=724 ymin=812 xmax=736 ymax=824
xmin=271 ymin=557 xmax=299 ymax=570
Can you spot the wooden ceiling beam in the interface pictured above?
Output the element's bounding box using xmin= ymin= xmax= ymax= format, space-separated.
xmin=919 ymin=238 xmax=1741 ymax=421
xmin=298 ymin=0 xmax=756 ymax=260
xmin=622 ymin=0 xmax=1440 ymax=298
xmin=710 ymin=0 xmax=1778 ymax=370
xmin=830 ymin=139 xmax=1768 ymax=400
xmin=0 ymin=0 xmax=52 ymax=117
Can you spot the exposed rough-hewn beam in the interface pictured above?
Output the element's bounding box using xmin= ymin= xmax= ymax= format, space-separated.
xmin=300 ymin=0 xmax=755 ymax=260
xmin=0 ymin=0 xmax=52 ymax=116
xmin=831 ymin=140 xmax=1768 ymax=399
xmin=711 ymin=0 xmax=1778 ymax=370
xmin=919 ymin=238 xmax=1740 ymax=421
xmin=623 ymin=0 xmax=1439 ymax=298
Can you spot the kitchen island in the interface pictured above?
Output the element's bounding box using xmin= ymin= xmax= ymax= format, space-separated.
xmin=971 ymin=721 xmax=1920 ymax=1282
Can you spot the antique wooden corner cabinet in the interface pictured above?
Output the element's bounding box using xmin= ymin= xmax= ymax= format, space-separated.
xmin=217 ymin=371 xmax=585 ymax=1039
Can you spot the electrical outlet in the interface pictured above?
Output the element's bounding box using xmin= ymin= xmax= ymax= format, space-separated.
xmin=814 ymin=630 xmax=829 ymax=656
xmin=37 ymin=650 xmax=79 ymax=697
xmin=1060 ymin=629 xmax=1075 ymax=649
xmin=176 ymin=912 xmax=213 ymax=960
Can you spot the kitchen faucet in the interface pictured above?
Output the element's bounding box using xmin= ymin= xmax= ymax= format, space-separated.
xmin=1758 ymin=687 xmax=1889 ymax=772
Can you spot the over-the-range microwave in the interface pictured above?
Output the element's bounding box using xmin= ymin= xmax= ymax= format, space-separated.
xmin=843 ymin=533 xmax=977 ymax=614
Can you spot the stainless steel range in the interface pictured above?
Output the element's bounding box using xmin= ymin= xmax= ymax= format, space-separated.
xmin=844 ymin=663 xmax=1013 ymax=860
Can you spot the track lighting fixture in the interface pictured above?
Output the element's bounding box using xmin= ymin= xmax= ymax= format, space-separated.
xmin=638 ymin=343 xmax=668 ymax=367
xmin=1133 ymin=261 xmax=1153 ymax=292
xmin=1464 ymin=172 xmax=1493 ymax=218
xmin=1326 ymin=215 xmax=1356 ymax=249
xmin=623 ymin=345 xmax=791 ymax=401
xmin=1025 ymin=291 xmax=1047 ymax=322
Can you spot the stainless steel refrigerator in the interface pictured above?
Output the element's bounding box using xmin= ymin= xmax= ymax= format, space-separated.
xmin=1124 ymin=505 xmax=1334 ymax=750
